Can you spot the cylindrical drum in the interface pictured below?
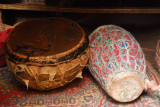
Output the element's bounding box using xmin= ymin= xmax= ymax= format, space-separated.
xmin=6 ymin=17 xmax=89 ymax=90
xmin=88 ymin=25 xmax=147 ymax=102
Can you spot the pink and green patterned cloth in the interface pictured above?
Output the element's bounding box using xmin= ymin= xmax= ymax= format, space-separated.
xmin=88 ymin=25 xmax=146 ymax=88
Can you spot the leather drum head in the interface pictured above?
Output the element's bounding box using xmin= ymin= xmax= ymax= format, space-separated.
xmin=7 ymin=17 xmax=85 ymax=57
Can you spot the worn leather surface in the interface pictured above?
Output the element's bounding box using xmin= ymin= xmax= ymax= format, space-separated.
xmin=7 ymin=17 xmax=88 ymax=66
xmin=8 ymin=17 xmax=84 ymax=56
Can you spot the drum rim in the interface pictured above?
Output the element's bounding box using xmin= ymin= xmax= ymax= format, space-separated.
xmin=6 ymin=17 xmax=88 ymax=65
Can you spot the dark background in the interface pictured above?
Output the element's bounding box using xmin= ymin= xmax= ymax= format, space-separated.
xmin=1 ymin=0 xmax=160 ymax=49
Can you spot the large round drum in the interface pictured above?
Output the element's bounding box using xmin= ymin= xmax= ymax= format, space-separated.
xmin=6 ymin=17 xmax=89 ymax=90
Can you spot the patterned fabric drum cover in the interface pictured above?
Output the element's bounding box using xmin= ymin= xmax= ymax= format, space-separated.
xmin=88 ymin=25 xmax=147 ymax=102
xmin=6 ymin=17 xmax=89 ymax=90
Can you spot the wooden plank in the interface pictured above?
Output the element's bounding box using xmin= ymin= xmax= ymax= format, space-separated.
xmin=0 ymin=3 xmax=160 ymax=13
xmin=0 ymin=3 xmax=57 ymax=11
xmin=59 ymin=8 xmax=160 ymax=13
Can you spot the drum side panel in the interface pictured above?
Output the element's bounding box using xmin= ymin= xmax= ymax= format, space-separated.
xmin=6 ymin=48 xmax=89 ymax=90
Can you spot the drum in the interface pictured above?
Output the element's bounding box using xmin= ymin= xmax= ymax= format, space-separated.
xmin=6 ymin=17 xmax=89 ymax=90
xmin=88 ymin=25 xmax=146 ymax=102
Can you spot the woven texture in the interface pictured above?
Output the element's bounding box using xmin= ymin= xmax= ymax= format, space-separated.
xmin=88 ymin=25 xmax=147 ymax=102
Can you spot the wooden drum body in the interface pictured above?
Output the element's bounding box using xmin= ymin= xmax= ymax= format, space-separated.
xmin=6 ymin=17 xmax=89 ymax=90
